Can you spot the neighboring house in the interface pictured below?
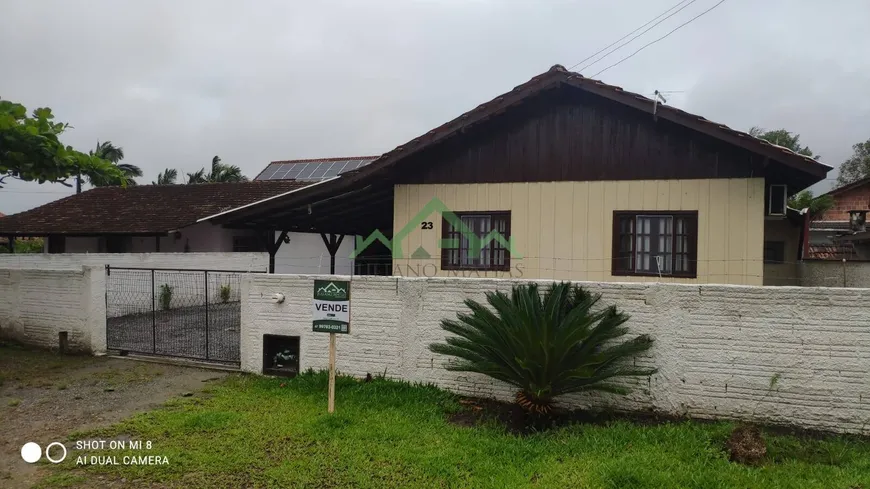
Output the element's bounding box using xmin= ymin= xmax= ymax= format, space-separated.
xmin=0 ymin=181 xmax=356 ymax=274
xmin=201 ymin=65 xmax=831 ymax=286
xmin=807 ymin=177 xmax=870 ymax=260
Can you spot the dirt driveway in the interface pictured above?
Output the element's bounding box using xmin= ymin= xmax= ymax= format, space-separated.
xmin=0 ymin=343 xmax=228 ymax=488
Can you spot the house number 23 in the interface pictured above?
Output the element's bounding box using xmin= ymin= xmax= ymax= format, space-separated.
xmin=420 ymin=222 xmax=433 ymax=229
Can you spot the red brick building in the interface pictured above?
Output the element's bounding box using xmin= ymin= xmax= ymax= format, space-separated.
xmin=816 ymin=177 xmax=870 ymax=221
xmin=808 ymin=177 xmax=870 ymax=259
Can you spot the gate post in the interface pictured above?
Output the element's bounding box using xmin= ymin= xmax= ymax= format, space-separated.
xmin=151 ymin=269 xmax=157 ymax=354
xmin=204 ymin=271 xmax=210 ymax=360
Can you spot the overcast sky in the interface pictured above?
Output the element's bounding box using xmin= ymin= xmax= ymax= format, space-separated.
xmin=1 ymin=0 xmax=868 ymax=214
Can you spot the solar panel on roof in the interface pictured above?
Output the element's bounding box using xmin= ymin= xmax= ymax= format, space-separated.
xmin=309 ymin=163 xmax=329 ymax=179
xmin=283 ymin=165 xmax=304 ymax=180
xmin=321 ymin=164 xmax=342 ymax=178
xmin=266 ymin=164 xmax=287 ymax=179
xmin=255 ymin=158 xmax=376 ymax=181
xmin=295 ymin=162 xmax=316 ymax=180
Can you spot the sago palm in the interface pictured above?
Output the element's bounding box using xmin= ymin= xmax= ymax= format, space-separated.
xmin=430 ymin=282 xmax=655 ymax=415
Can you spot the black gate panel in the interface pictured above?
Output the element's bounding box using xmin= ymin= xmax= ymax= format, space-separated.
xmin=106 ymin=266 xmax=250 ymax=365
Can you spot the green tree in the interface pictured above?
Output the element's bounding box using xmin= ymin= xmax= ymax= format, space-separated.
xmin=788 ymin=190 xmax=834 ymax=219
xmin=87 ymin=141 xmax=142 ymax=188
xmin=836 ymin=138 xmax=870 ymax=186
xmin=186 ymin=155 xmax=248 ymax=184
xmin=152 ymin=168 xmax=178 ymax=185
xmin=429 ymin=282 xmax=655 ymax=416
xmin=749 ymin=127 xmax=816 ymax=158
xmin=0 ymin=98 xmax=124 ymax=189
xmin=0 ymin=237 xmax=45 ymax=253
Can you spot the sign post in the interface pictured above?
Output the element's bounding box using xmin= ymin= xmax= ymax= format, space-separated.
xmin=312 ymin=279 xmax=350 ymax=414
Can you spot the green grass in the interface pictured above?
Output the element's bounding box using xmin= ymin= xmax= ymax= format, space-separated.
xmin=0 ymin=342 xmax=99 ymax=385
xmin=43 ymin=372 xmax=870 ymax=489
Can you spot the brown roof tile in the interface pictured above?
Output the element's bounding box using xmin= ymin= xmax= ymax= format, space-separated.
xmin=0 ymin=181 xmax=311 ymax=236
xmin=807 ymin=243 xmax=858 ymax=260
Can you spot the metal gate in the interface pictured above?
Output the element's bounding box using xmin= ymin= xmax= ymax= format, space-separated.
xmin=105 ymin=266 xmax=258 ymax=365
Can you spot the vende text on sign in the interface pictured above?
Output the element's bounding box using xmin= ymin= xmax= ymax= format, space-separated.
xmin=313 ymin=279 xmax=350 ymax=334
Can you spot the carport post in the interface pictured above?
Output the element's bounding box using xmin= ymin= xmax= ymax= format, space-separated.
xmin=263 ymin=230 xmax=289 ymax=274
xmin=320 ymin=233 xmax=345 ymax=274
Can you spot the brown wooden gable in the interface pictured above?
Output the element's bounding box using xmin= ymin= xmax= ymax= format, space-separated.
xmin=395 ymin=85 xmax=773 ymax=186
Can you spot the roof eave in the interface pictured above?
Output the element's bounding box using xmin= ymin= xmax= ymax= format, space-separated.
xmin=197 ymin=177 xmax=338 ymax=223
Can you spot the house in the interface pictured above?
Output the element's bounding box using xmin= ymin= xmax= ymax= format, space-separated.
xmin=200 ymin=65 xmax=831 ymax=286
xmin=0 ymin=181 xmax=355 ymax=274
xmin=807 ymin=177 xmax=870 ymax=260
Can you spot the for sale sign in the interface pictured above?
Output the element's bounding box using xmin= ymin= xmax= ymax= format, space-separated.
xmin=313 ymin=280 xmax=350 ymax=334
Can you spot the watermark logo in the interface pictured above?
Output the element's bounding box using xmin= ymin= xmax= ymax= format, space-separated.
xmin=21 ymin=441 xmax=67 ymax=464
xmin=351 ymin=197 xmax=522 ymax=262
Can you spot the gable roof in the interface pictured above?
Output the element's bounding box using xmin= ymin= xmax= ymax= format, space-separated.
xmin=819 ymin=177 xmax=870 ymax=198
xmin=346 ymin=64 xmax=829 ymax=185
xmin=205 ymin=65 xmax=832 ymax=225
xmin=0 ymin=181 xmax=311 ymax=236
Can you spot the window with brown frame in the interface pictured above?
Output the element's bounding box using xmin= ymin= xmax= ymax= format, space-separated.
xmin=612 ymin=211 xmax=698 ymax=278
xmin=441 ymin=211 xmax=511 ymax=271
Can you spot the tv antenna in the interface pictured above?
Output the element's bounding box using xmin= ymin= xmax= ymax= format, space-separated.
xmin=652 ymin=90 xmax=668 ymax=121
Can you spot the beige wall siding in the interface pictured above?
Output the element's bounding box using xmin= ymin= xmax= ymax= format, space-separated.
xmin=393 ymin=179 xmax=765 ymax=285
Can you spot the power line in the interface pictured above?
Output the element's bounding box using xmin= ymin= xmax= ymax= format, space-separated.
xmin=567 ymin=0 xmax=694 ymax=72
xmin=590 ymin=0 xmax=730 ymax=79
xmin=574 ymin=0 xmax=701 ymax=74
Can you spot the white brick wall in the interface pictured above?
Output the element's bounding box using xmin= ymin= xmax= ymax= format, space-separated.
xmin=0 ymin=266 xmax=106 ymax=353
xmin=242 ymin=275 xmax=870 ymax=434
xmin=0 ymin=252 xmax=268 ymax=272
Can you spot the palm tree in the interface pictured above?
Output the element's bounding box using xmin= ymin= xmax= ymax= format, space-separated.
xmin=185 ymin=168 xmax=207 ymax=184
xmin=87 ymin=141 xmax=142 ymax=187
xmin=152 ymin=168 xmax=178 ymax=185
xmin=788 ymin=190 xmax=834 ymax=220
xmin=429 ymin=282 xmax=655 ymax=416
xmin=186 ymin=155 xmax=248 ymax=184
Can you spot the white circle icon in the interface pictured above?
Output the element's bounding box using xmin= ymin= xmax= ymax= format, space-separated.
xmin=45 ymin=442 xmax=67 ymax=464
xmin=21 ymin=442 xmax=41 ymax=463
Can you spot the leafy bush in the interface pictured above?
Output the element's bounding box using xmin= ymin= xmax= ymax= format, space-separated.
xmin=0 ymin=238 xmax=44 ymax=253
xmin=429 ymin=282 xmax=655 ymax=415
xmin=158 ymin=284 xmax=173 ymax=311
xmin=219 ymin=284 xmax=231 ymax=304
